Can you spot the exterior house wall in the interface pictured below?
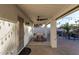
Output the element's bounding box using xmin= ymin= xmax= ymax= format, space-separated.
xmin=0 ymin=5 xmax=31 ymax=55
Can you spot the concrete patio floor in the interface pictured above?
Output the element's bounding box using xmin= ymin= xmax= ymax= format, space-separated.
xmin=28 ymin=37 xmax=79 ymax=55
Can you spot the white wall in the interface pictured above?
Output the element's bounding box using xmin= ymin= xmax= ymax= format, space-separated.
xmin=24 ymin=25 xmax=33 ymax=47
xmin=0 ymin=5 xmax=31 ymax=55
xmin=0 ymin=19 xmax=16 ymax=54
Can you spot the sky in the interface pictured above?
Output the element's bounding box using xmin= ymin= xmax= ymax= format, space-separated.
xmin=57 ymin=10 xmax=79 ymax=28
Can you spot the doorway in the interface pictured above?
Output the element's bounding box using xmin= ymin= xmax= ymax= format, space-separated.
xmin=18 ymin=16 xmax=24 ymax=52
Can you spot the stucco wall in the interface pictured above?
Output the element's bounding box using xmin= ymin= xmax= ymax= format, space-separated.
xmin=0 ymin=19 xmax=15 ymax=54
xmin=24 ymin=25 xmax=33 ymax=47
xmin=0 ymin=4 xmax=31 ymax=55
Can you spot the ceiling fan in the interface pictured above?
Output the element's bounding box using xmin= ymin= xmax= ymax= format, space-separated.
xmin=37 ymin=16 xmax=48 ymax=21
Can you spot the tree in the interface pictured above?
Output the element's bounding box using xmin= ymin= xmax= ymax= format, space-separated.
xmin=60 ymin=23 xmax=72 ymax=39
xmin=61 ymin=23 xmax=70 ymax=34
xmin=60 ymin=23 xmax=79 ymax=39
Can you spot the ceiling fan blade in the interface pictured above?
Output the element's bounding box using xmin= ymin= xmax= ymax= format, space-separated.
xmin=38 ymin=18 xmax=48 ymax=21
xmin=37 ymin=16 xmax=48 ymax=21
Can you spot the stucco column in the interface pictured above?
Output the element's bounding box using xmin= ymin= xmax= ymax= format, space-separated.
xmin=50 ymin=20 xmax=57 ymax=48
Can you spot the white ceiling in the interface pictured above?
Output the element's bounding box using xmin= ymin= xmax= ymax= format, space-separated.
xmin=17 ymin=4 xmax=78 ymax=24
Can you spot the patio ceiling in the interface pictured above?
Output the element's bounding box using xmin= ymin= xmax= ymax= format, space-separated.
xmin=17 ymin=4 xmax=78 ymax=24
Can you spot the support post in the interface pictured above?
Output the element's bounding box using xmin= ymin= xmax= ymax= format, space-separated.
xmin=50 ymin=20 xmax=57 ymax=48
